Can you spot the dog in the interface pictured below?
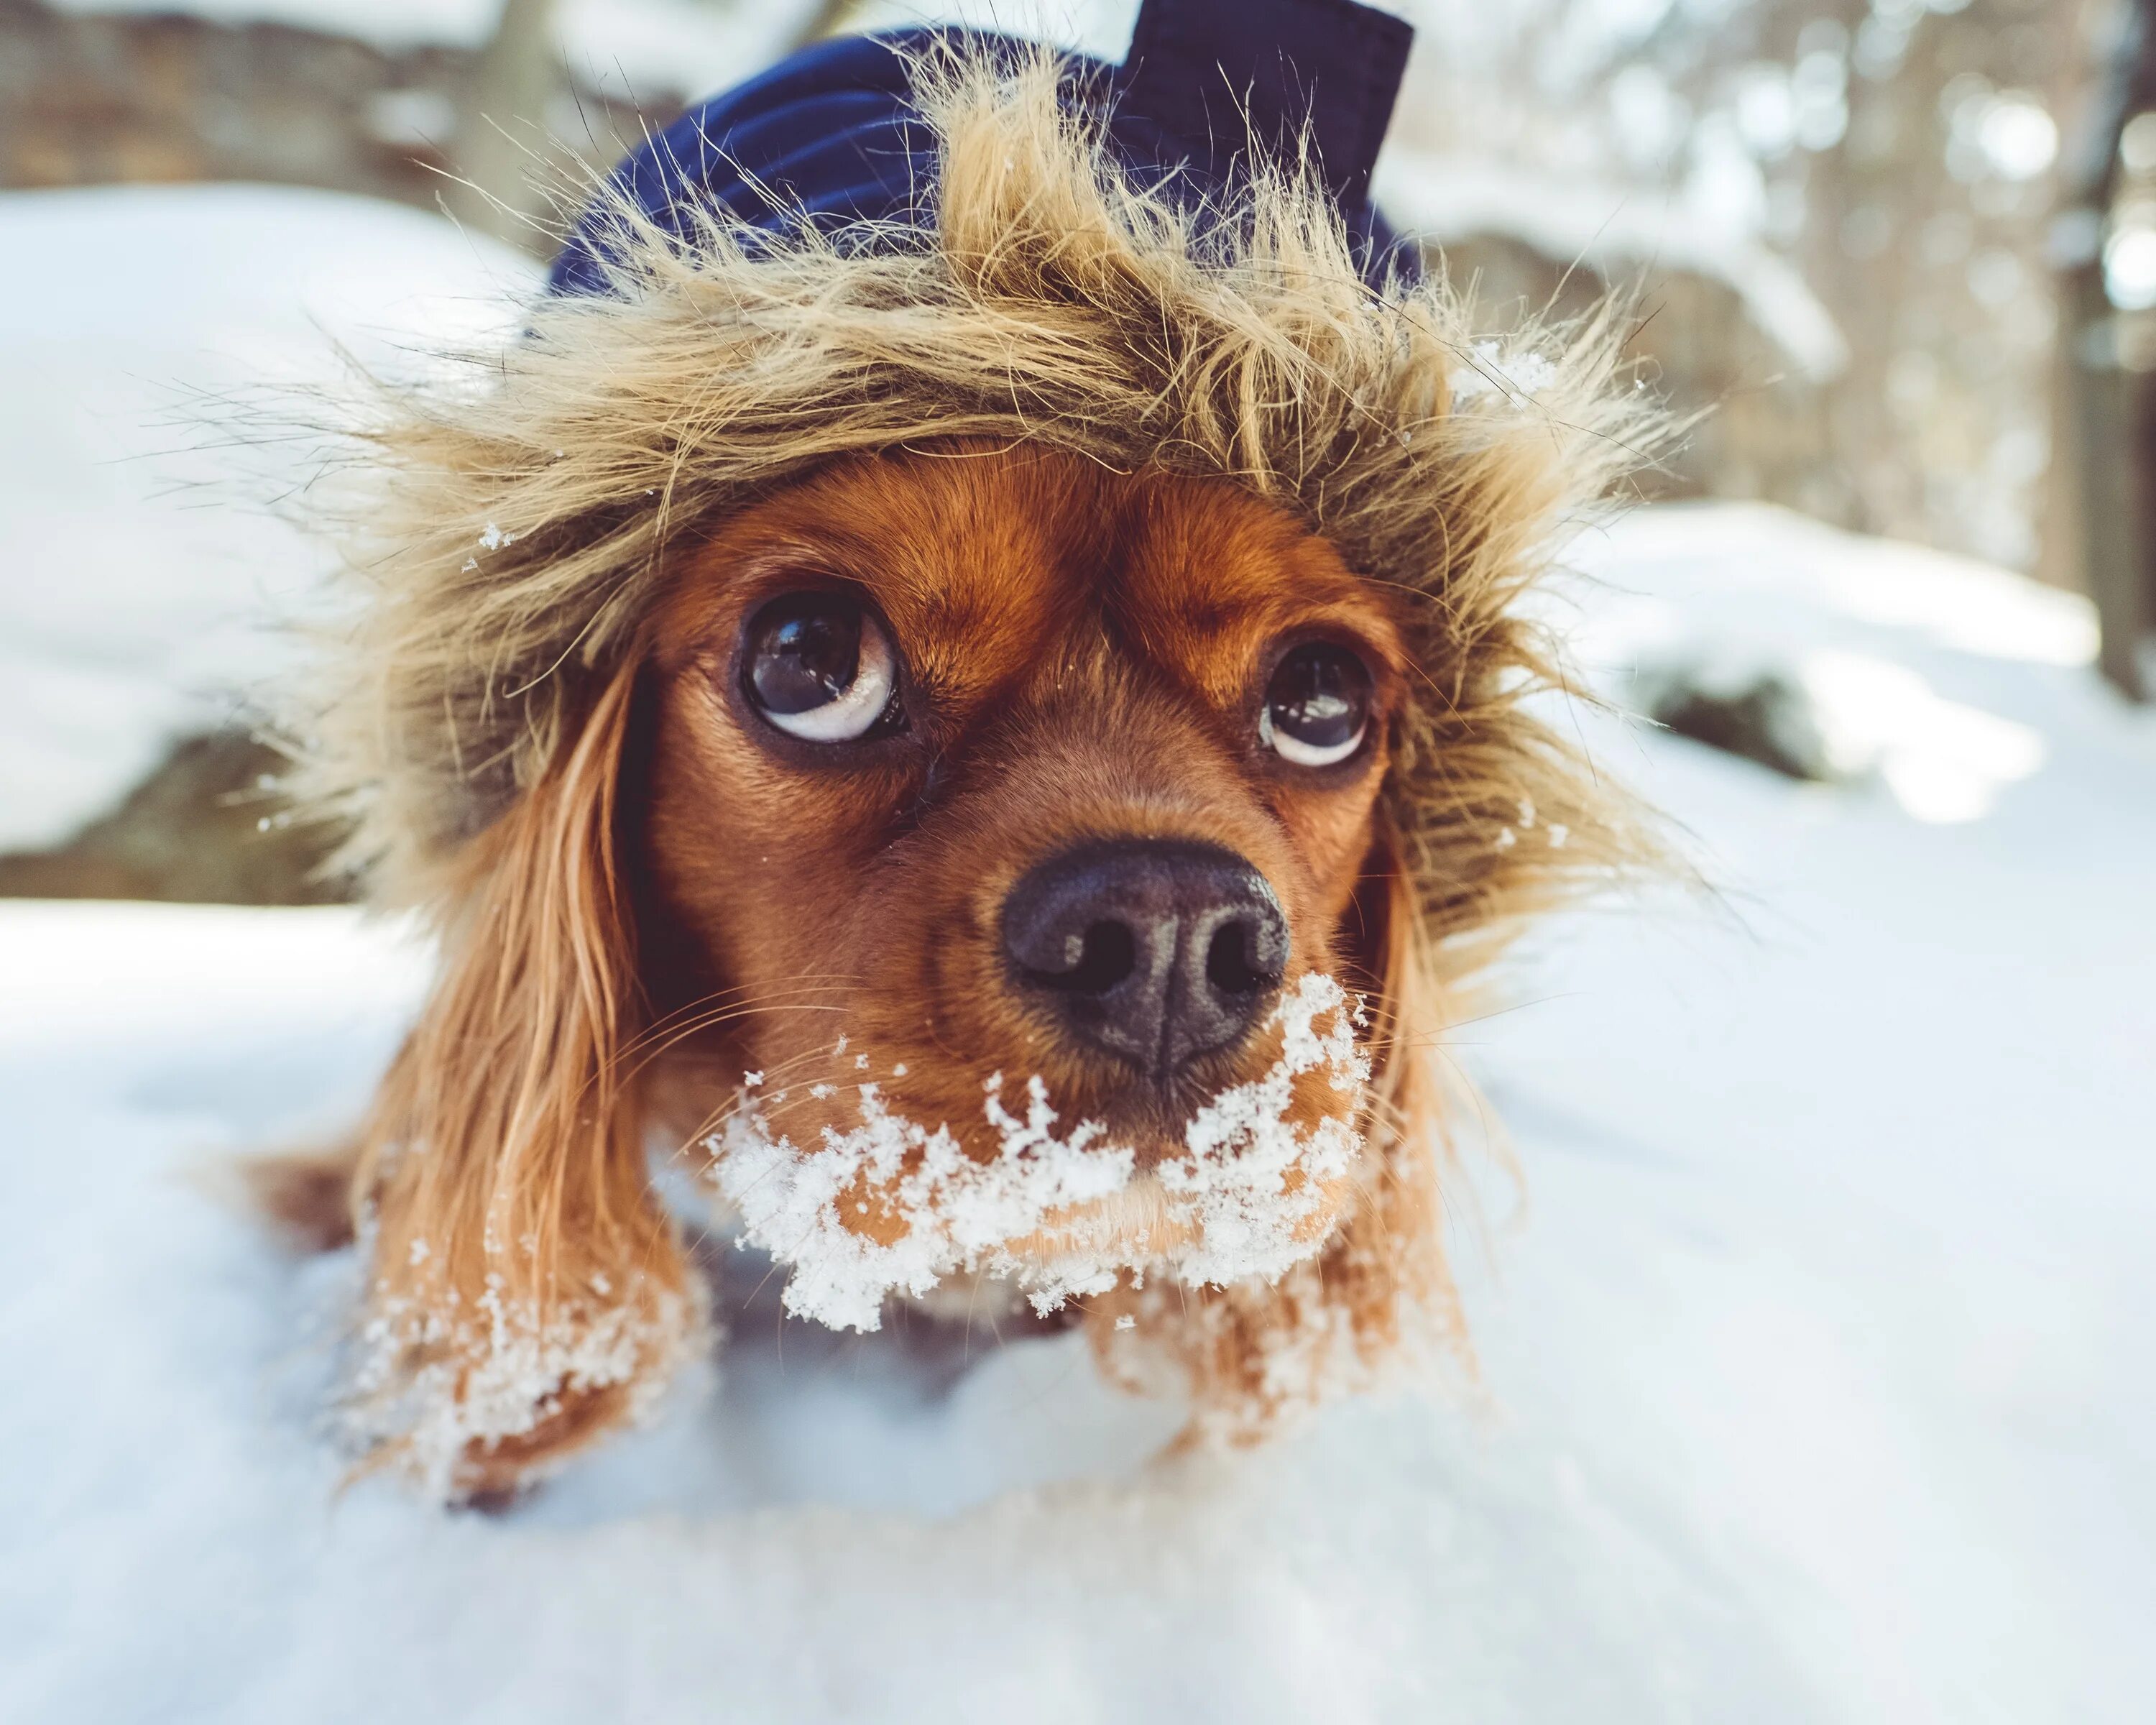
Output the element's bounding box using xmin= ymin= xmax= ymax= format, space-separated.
xmin=266 ymin=12 xmax=1659 ymax=1499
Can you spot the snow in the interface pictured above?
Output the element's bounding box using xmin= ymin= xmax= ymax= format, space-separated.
xmin=1572 ymin=505 xmax=2099 ymax=822
xmin=4 ymin=495 xmax=2152 ymax=1720
xmin=351 ymin=1252 xmax=709 ymax=1503
xmin=49 ymin=0 xmax=504 ymax=48
xmin=846 ymin=0 xmax=1143 ymax=61
xmin=549 ymin=0 xmax=829 ymax=101
xmin=1370 ymin=149 xmax=1851 ymax=382
xmin=0 ymin=185 xmax=538 ymax=852
xmin=709 ymin=972 xmax=1368 ymax=1331
xmin=47 ymin=0 xmax=832 ymax=101
xmin=4 ymin=172 xmax=2154 ymax=1719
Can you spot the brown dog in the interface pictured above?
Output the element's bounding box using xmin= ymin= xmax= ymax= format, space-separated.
xmin=277 ymin=55 xmax=1658 ymax=1499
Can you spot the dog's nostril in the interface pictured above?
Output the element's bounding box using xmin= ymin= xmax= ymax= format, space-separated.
xmin=1001 ymin=839 xmax=1289 ymax=1077
xmin=1204 ymin=919 xmax=1276 ymax=996
xmin=1028 ymin=920 xmax=1138 ymax=995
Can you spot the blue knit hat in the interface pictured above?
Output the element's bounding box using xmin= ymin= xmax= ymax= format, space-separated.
xmin=548 ymin=0 xmax=1416 ymax=296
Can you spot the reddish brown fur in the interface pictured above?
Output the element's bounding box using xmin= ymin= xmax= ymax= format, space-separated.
xmin=332 ymin=441 xmax=1462 ymax=1494
xmin=637 ymin=443 xmax=1403 ymax=1162
xmin=239 ymin=1146 xmax=361 ymax=1254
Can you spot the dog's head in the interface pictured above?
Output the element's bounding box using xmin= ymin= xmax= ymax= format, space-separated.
xmin=314 ymin=51 xmax=1662 ymax=1492
xmin=637 ymin=442 xmax=1406 ymax=1322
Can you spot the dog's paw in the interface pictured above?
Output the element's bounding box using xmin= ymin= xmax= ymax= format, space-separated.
xmin=349 ymin=1272 xmax=711 ymax=1504
xmin=221 ymin=1144 xmax=361 ymax=1253
xmin=441 ymin=1378 xmax=640 ymax=1504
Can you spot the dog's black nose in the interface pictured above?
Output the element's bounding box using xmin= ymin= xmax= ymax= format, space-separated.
xmin=1002 ymin=840 xmax=1288 ymax=1078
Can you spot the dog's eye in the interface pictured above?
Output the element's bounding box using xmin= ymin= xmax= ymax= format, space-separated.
xmin=1260 ymin=643 xmax=1371 ymax=768
xmin=742 ymin=591 xmax=902 ymax=742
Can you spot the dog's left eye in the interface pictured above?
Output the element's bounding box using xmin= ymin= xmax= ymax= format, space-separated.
xmin=1261 ymin=642 xmax=1371 ymax=768
xmin=742 ymin=591 xmax=903 ymax=742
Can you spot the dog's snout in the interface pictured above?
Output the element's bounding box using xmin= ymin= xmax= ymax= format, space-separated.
xmin=1002 ymin=840 xmax=1288 ymax=1077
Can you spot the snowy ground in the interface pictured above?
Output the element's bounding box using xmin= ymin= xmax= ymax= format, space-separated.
xmin=0 ymin=184 xmax=538 ymax=852
xmin=4 ymin=184 xmax=2155 ymax=1722
xmin=47 ymin=0 xmax=831 ymax=104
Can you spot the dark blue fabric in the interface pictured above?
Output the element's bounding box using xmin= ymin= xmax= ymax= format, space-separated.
xmin=548 ymin=0 xmax=1415 ymax=297
xmin=1119 ymin=0 xmax=1411 ymax=210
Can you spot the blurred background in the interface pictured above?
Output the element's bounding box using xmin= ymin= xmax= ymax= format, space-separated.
xmin=1 ymin=0 xmax=2153 ymax=899
xmin=3 ymin=7 xmax=2152 ymax=1721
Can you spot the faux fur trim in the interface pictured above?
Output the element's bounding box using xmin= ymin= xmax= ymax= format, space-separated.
xmin=292 ymin=42 xmax=1667 ymax=978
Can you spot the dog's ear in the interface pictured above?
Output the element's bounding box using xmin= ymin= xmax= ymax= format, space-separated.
xmin=1313 ymin=832 xmax=1464 ymax=1382
xmin=1092 ymin=832 xmax=1462 ymax=1440
xmin=349 ymin=666 xmax=702 ymax=1499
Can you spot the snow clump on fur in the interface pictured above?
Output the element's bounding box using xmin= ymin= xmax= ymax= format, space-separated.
xmin=709 ymin=974 xmax=1368 ymax=1331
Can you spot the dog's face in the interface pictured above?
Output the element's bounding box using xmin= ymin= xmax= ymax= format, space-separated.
xmin=637 ymin=444 xmax=1406 ymax=1300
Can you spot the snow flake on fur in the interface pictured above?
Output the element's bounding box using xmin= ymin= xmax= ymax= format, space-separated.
xmin=707 ymin=974 xmax=1368 ymax=1333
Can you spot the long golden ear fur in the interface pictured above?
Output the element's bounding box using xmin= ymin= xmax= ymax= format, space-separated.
xmin=1089 ymin=842 xmax=1465 ymax=1440
xmin=347 ymin=667 xmax=704 ymax=1500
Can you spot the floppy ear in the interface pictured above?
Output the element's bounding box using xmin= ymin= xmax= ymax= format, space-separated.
xmin=349 ymin=666 xmax=704 ymax=1499
xmin=1091 ymin=833 xmax=1462 ymax=1441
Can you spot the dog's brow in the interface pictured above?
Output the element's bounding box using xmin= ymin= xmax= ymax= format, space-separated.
xmin=1104 ymin=488 xmax=1406 ymax=706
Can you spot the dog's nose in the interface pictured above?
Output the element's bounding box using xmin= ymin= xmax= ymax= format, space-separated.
xmin=1001 ymin=840 xmax=1289 ymax=1077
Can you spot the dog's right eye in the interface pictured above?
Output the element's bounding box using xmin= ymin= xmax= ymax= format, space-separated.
xmin=741 ymin=591 xmax=903 ymax=742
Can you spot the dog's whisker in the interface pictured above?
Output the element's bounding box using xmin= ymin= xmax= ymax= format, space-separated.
xmin=612 ymin=1000 xmax=852 ymax=1088
xmin=658 ymin=1036 xmax=867 ymax=1145
xmin=614 ymin=978 xmax=862 ymax=1062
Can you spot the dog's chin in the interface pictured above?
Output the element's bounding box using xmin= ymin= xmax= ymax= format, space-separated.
xmin=992 ymin=1165 xmax=1354 ymax=1269
xmin=704 ymin=973 xmax=1371 ymax=1333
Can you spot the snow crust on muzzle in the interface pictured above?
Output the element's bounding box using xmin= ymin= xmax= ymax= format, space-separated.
xmin=706 ymin=973 xmax=1370 ymax=1332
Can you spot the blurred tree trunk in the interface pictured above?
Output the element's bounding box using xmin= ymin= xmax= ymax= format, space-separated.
xmin=2063 ymin=284 xmax=2150 ymax=699
xmin=450 ymin=0 xmax=561 ymax=244
xmin=2055 ymin=0 xmax=2153 ymax=699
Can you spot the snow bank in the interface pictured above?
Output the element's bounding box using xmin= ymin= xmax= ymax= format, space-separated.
xmin=847 ymin=0 xmax=1141 ymax=61
xmin=1565 ymin=502 xmax=2105 ymax=820
xmin=0 ymin=185 xmax=538 ymax=852
xmin=4 ymin=502 xmax=2152 ymax=1721
xmin=1370 ymin=150 xmax=1849 ymax=382
xmin=47 ymin=0 xmax=829 ymax=99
